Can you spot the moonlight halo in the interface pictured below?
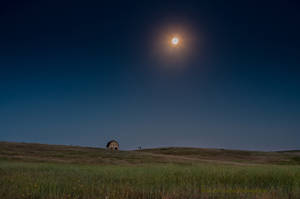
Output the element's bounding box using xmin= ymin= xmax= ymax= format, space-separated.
xmin=171 ymin=37 xmax=179 ymax=46
xmin=149 ymin=20 xmax=198 ymax=68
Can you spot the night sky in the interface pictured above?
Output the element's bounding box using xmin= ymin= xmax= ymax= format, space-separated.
xmin=1 ymin=0 xmax=299 ymax=150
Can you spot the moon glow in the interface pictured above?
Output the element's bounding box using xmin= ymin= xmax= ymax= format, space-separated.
xmin=150 ymin=22 xmax=198 ymax=67
xmin=171 ymin=37 xmax=179 ymax=45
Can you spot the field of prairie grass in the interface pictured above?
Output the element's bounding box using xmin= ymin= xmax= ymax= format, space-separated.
xmin=1 ymin=142 xmax=300 ymax=199
xmin=1 ymin=161 xmax=300 ymax=199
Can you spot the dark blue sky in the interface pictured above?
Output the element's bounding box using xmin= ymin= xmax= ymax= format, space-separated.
xmin=0 ymin=0 xmax=299 ymax=150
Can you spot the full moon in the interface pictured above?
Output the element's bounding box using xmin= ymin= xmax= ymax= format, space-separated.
xmin=171 ymin=37 xmax=179 ymax=45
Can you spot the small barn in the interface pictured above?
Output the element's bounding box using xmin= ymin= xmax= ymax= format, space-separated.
xmin=106 ymin=140 xmax=119 ymax=150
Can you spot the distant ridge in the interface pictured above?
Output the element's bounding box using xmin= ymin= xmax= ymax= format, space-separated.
xmin=0 ymin=141 xmax=299 ymax=165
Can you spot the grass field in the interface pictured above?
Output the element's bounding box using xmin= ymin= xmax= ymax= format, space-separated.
xmin=0 ymin=142 xmax=300 ymax=199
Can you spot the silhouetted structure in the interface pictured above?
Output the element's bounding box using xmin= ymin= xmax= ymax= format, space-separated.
xmin=106 ymin=140 xmax=119 ymax=150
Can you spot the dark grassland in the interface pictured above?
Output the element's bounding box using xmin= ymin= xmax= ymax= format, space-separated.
xmin=0 ymin=142 xmax=300 ymax=199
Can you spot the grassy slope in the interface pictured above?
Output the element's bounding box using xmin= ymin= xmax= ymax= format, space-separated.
xmin=141 ymin=147 xmax=300 ymax=165
xmin=0 ymin=142 xmax=175 ymax=165
xmin=1 ymin=142 xmax=300 ymax=199
xmin=1 ymin=161 xmax=300 ymax=199
xmin=0 ymin=141 xmax=299 ymax=165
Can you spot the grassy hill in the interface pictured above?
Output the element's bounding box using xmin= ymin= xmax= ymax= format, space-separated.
xmin=1 ymin=142 xmax=300 ymax=199
xmin=0 ymin=141 xmax=299 ymax=165
xmin=141 ymin=147 xmax=300 ymax=165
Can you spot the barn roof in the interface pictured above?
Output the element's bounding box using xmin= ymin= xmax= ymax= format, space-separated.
xmin=106 ymin=140 xmax=119 ymax=148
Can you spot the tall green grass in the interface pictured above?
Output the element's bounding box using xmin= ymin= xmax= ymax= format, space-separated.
xmin=1 ymin=161 xmax=300 ymax=199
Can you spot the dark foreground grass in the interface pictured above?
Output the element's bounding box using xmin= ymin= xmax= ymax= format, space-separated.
xmin=1 ymin=161 xmax=300 ymax=199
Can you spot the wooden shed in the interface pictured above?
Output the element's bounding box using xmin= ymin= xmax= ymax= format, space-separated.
xmin=106 ymin=140 xmax=119 ymax=150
